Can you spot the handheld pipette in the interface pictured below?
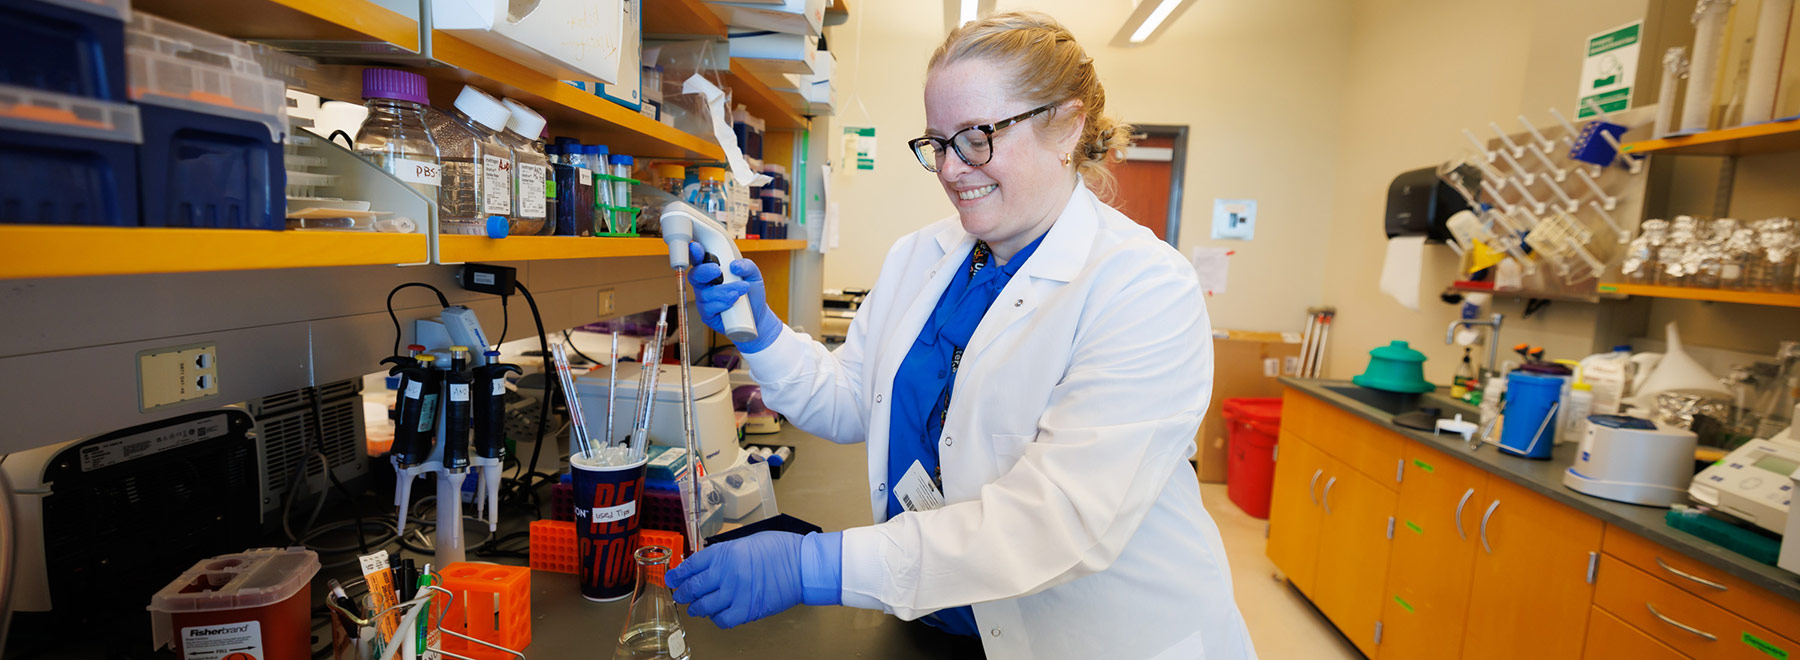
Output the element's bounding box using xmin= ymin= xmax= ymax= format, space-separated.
xmin=393 ymin=353 xmax=441 ymax=537
xmin=430 ymin=355 xmax=467 ymax=563
xmin=472 ymin=350 xmax=520 ymax=530
xmin=442 ymin=347 xmax=473 ymax=471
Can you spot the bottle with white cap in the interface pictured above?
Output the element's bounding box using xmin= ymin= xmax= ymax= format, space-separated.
xmin=424 ymin=86 xmax=517 ymax=235
xmin=498 ymin=97 xmax=551 ymax=236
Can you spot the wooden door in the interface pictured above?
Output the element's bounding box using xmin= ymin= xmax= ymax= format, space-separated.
xmin=1103 ymin=135 xmax=1176 ymax=241
xmin=1583 ymin=607 xmax=1686 ymax=660
xmin=1312 ymin=464 xmax=1399 ymax=657
xmin=1378 ymin=443 xmax=1488 ymax=659
xmin=1460 ymin=476 xmax=1605 ymax=660
xmin=1266 ymin=432 xmax=1326 ymax=594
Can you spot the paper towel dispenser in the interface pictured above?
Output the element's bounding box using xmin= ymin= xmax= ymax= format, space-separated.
xmin=1385 ymin=166 xmax=1474 ymax=242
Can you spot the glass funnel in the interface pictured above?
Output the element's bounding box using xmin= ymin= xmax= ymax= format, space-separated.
xmin=614 ymin=545 xmax=689 ymax=660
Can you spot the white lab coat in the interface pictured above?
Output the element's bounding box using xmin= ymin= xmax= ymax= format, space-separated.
xmin=744 ymin=183 xmax=1256 ymax=660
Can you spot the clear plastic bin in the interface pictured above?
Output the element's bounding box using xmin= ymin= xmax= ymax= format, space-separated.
xmin=128 ymin=47 xmax=286 ymax=121
xmin=248 ymin=43 xmax=314 ymax=88
xmin=0 ymin=83 xmax=140 ymax=143
xmin=127 ymin=12 xmax=261 ymax=71
xmin=35 ymin=0 xmax=129 ymax=21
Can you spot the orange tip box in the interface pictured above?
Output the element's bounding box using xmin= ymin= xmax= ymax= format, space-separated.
xmin=529 ymin=519 xmax=578 ymax=574
xmin=147 ymin=547 xmax=320 ymax=660
xmin=636 ymin=530 xmax=685 ymax=586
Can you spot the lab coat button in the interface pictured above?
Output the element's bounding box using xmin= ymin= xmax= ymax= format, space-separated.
xmin=876 ymin=394 xmax=884 ymax=403
xmin=990 ymin=628 xmax=1002 ymax=637
xmin=1014 ymin=299 xmax=1022 ymax=307
xmin=876 ymin=483 xmax=886 ymax=493
xmin=944 ymin=436 xmax=953 ymax=446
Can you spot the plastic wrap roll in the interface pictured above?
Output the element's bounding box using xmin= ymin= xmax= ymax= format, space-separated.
xmin=1741 ymin=0 xmax=1794 ymax=125
xmin=1683 ymin=0 xmax=1734 ymax=133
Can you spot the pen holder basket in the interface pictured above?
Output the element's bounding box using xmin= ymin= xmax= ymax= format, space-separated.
xmin=324 ymin=575 xmax=527 ymax=660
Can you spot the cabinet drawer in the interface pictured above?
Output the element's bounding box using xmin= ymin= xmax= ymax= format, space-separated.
xmin=1603 ymin=525 xmax=1800 ymax=636
xmin=1595 ymin=555 xmax=1798 ymax=660
xmin=1282 ymin=389 xmax=1402 ymax=489
xmin=1583 ymin=606 xmax=1687 ymax=660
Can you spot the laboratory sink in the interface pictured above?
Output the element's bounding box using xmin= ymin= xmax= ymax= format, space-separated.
xmin=1321 ymin=384 xmax=1475 ymax=422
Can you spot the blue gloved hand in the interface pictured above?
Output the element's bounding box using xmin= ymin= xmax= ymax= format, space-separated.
xmin=666 ymin=531 xmax=842 ymax=629
xmin=687 ymin=242 xmax=783 ymax=353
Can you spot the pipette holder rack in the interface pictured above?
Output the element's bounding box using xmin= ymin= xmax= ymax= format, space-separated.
xmin=436 ymin=563 xmax=532 ymax=660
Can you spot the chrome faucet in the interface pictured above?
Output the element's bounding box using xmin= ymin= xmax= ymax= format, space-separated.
xmin=1446 ymin=313 xmax=1504 ymax=381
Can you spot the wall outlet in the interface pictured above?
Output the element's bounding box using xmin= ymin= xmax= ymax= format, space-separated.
xmin=137 ymin=343 xmax=220 ymax=411
xmin=1211 ymin=199 xmax=1257 ymax=241
xmin=598 ymin=289 xmax=616 ymax=315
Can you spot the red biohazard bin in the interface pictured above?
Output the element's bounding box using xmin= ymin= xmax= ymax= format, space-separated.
xmin=1222 ymin=398 xmax=1283 ymax=519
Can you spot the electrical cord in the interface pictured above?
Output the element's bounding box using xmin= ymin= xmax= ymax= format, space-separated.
xmin=495 ymin=295 xmax=510 ymax=350
xmin=386 ymin=282 xmax=451 ymax=357
xmin=562 ymin=328 xmax=602 ymax=365
xmin=310 ymin=388 xmax=371 ymax=555
xmin=514 ymin=283 xmax=557 ymax=495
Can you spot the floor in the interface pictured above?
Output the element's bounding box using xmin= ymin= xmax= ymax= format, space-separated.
xmin=1199 ymin=482 xmax=1363 ymax=660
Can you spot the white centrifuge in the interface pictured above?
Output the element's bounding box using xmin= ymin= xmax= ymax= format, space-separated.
xmin=575 ymin=363 xmax=740 ymax=474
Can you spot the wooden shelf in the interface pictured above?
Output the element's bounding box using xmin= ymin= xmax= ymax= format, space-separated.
xmin=644 ymin=0 xmax=728 ymax=37
xmin=1596 ymin=282 xmax=1800 ymax=307
xmin=133 ymin=0 xmax=420 ymax=50
xmin=827 ymin=0 xmax=850 ymax=16
xmin=0 ymin=226 xmax=427 ymax=279
xmin=1618 ymin=119 xmax=1800 ymax=157
xmin=438 ymin=235 xmax=806 ymax=263
xmin=1451 ymin=282 xmax=1619 ymax=303
xmin=725 ymin=60 xmax=810 ymax=130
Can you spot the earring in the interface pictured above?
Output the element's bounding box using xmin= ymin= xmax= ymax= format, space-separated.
xmin=1060 ymin=153 xmax=1072 ymax=167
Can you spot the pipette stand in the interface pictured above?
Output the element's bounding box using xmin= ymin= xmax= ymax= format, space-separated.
xmin=393 ymin=391 xmax=470 ymax=567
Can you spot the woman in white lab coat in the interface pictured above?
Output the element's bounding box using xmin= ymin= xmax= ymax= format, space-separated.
xmin=665 ymin=11 xmax=1256 ymax=659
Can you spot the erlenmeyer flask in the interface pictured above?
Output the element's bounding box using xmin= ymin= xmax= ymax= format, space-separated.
xmin=614 ymin=545 xmax=690 ymax=660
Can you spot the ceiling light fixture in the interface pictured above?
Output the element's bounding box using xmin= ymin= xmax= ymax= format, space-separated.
xmin=1112 ymin=0 xmax=1194 ymax=47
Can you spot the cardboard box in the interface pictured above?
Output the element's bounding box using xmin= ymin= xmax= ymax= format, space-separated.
xmin=1193 ymin=330 xmax=1304 ymax=483
xmin=434 ymin=0 xmax=625 ymax=83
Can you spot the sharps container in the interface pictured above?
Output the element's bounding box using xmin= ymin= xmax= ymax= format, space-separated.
xmin=148 ymin=547 xmax=320 ymax=660
xmin=1500 ymin=372 xmax=1562 ymax=459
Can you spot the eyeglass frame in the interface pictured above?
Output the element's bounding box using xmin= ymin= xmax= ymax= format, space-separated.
xmin=907 ymin=103 xmax=1057 ymax=172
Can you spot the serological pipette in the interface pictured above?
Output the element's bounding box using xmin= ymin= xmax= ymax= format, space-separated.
xmin=549 ymin=343 xmax=594 ymax=460
xmin=606 ymin=330 xmax=619 ymax=447
xmin=674 ymin=273 xmax=706 ymax=552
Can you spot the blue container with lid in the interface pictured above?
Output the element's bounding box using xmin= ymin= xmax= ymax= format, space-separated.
xmin=1499 ymin=371 xmax=1562 ymax=459
xmin=0 ymin=0 xmax=128 ymax=101
xmin=136 ymin=103 xmax=283 ymax=229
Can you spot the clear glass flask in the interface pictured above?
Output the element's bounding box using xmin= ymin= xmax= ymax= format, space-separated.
xmin=614 ymin=545 xmax=689 ymax=660
xmin=687 ymin=167 xmax=733 ymax=232
xmin=353 ymin=69 xmax=441 ymax=205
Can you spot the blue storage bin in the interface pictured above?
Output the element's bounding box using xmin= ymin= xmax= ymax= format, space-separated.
xmin=0 ymin=0 xmax=127 ymax=101
xmin=136 ymin=103 xmax=283 ymax=230
xmin=0 ymin=126 xmax=137 ymax=225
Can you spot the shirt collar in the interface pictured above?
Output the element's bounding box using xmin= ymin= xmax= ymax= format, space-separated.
xmin=931 ymin=179 xmax=1100 ymax=284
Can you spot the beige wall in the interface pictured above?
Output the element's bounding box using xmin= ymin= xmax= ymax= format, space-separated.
xmin=823 ymin=0 xmax=1353 ymax=332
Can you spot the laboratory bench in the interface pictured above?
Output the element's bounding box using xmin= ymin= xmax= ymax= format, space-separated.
xmin=1271 ymin=378 xmax=1800 ymax=660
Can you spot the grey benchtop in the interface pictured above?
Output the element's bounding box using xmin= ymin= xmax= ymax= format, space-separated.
xmin=1279 ymin=378 xmax=1800 ymax=605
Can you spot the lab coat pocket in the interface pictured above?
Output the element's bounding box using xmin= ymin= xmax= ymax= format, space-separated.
xmin=990 ymin=433 xmax=1034 ymax=473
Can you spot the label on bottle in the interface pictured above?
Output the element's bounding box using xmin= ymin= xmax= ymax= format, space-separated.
xmin=483 ymin=154 xmax=513 ymax=215
xmin=518 ymin=163 xmax=548 ymax=218
xmin=450 ymin=383 xmax=470 ymax=402
xmin=178 ymin=621 xmax=261 ymax=660
xmin=394 ymin=158 xmax=442 ymax=187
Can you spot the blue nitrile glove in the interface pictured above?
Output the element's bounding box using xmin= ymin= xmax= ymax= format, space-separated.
xmin=666 ymin=531 xmax=842 ymax=629
xmin=687 ymin=242 xmax=783 ymax=353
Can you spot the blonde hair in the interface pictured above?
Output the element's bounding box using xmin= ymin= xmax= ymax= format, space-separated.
xmin=928 ymin=11 xmax=1133 ymax=195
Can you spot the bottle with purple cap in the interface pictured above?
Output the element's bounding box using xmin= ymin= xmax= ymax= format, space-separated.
xmin=352 ymin=69 xmax=442 ymax=205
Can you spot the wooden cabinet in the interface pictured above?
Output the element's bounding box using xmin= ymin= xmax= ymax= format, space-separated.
xmin=1601 ymin=526 xmax=1800 ymax=637
xmin=1267 ymin=432 xmax=1328 ymax=595
xmin=1311 ymin=465 xmax=1398 ymax=656
xmin=1378 ymin=442 xmax=1489 ymax=660
xmin=1460 ymin=477 xmax=1605 ymax=660
xmin=1593 ymin=555 xmax=1800 ymax=660
xmin=1583 ymin=607 xmax=1686 ymax=660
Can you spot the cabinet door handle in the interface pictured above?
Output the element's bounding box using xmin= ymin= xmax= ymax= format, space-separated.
xmin=1646 ymin=603 xmax=1717 ymax=641
xmin=1655 ymin=557 xmax=1728 ymax=591
xmin=1309 ymin=469 xmax=1323 ymax=505
xmin=1479 ymin=500 xmax=1500 ymax=554
xmin=1454 ymin=488 xmax=1475 ymax=541
xmin=1323 ymin=476 xmax=1338 ymax=515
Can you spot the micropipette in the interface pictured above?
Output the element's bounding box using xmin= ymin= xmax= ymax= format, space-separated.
xmin=393 ymin=353 xmax=442 ymax=538
xmin=442 ymin=347 xmax=473 ymax=472
xmin=472 ymin=350 xmax=520 ymax=530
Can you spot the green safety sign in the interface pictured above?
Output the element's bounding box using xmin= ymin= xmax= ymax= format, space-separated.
xmin=1578 ymin=21 xmax=1641 ymax=119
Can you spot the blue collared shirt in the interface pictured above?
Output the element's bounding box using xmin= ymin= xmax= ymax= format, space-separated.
xmin=884 ymin=231 xmax=1047 ymax=636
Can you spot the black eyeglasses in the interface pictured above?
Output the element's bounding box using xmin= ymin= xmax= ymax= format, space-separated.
xmin=908 ymin=104 xmax=1054 ymax=173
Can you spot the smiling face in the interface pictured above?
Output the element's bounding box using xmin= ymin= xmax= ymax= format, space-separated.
xmin=923 ymin=57 xmax=1083 ymax=261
